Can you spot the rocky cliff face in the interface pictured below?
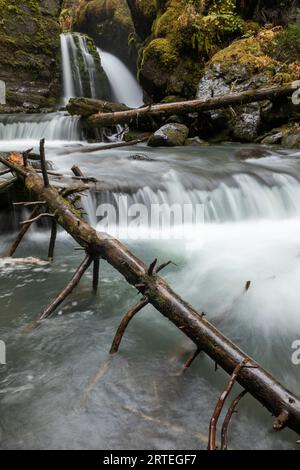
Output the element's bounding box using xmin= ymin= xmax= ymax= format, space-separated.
xmin=0 ymin=0 xmax=62 ymax=112
xmin=73 ymin=0 xmax=137 ymax=70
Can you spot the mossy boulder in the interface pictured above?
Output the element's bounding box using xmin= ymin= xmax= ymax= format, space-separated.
xmin=139 ymin=38 xmax=203 ymax=100
xmin=138 ymin=0 xmax=245 ymax=100
xmin=148 ymin=123 xmax=189 ymax=147
xmin=74 ymin=0 xmax=136 ymax=70
xmin=197 ymin=27 xmax=300 ymax=142
xmin=0 ymin=0 xmax=62 ymax=111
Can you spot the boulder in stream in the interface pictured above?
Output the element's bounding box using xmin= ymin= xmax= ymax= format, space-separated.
xmin=147 ymin=123 xmax=189 ymax=147
xmin=282 ymin=131 xmax=300 ymax=149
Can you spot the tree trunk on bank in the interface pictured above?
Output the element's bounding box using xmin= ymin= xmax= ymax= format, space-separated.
xmin=67 ymin=82 xmax=300 ymax=128
xmin=1 ymin=154 xmax=300 ymax=436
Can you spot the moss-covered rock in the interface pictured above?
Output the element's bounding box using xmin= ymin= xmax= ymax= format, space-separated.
xmin=0 ymin=0 xmax=62 ymax=111
xmin=138 ymin=0 xmax=245 ymax=100
xmin=148 ymin=123 xmax=189 ymax=146
xmin=74 ymin=0 xmax=136 ymax=70
xmin=196 ymin=26 xmax=300 ymax=142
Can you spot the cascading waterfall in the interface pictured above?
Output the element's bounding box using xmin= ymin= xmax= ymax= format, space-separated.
xmin=60 ymin=32 xmax=110 ymax=105
xmin=0 ymin=112 xmax=82 ymax=142
xmin=98 ymin=49 xmax=144 ymax=108
xmin=60 ymin=33 xmax=77 ymax=102
xmin=82 ymin=170 xmax=300 ymax=235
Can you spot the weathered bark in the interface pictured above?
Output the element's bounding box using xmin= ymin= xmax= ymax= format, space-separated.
xmin=4 ymin=205 xmax=41 ymax=257
xmin=1 ymin=155 xmax=300 ymax=436
xmin=71 ymin=82 xmax=300 ymax=128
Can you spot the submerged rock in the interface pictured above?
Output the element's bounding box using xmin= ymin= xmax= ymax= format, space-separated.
xmin=129 ymin=154 xmax=154 ymax=161
xmin=236 ymin=148 xmax=270 ymax=160
xmin=148 ymin=123 xmax=189 ymax=147
xmin=260 ymin=132 xmax=283 ymax=145
xmin=185 ymin=137 xmax=208 ymax=146
xmin=282 ymin=132 xmax=300 ymax=149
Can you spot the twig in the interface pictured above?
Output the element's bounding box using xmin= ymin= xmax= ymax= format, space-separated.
xmin=110 ymin=298 xmax=149 ymax=354
xmin=221 ymin=390 xmax=247 ymax=450
xmin=20 ymin=213 xmax=54 ymax=225
xmin=156 ymin=260 xmax=176 ymax=273
xmin=0 ymin=169 xmax=11 ymax=176
xmin=61 ymin=137 xmax=149 ymax=156
xmin=273 ymin=410 xmax=290 ymax=431
xmin=30 ymin=254 xmax=93 ymax=327
xmin=208 ymin=359 xmax=249 ymax=450
xmin=92 ymin=258 xmax=100 ymax=293
xmin=80 ymin=356 xmax=113 ymax=406
xmin=13 ymin=201 xmax=46 ymax=207
xmin=182 ymin=347 xmax=201 ymax=371
xmin=22 ymin=147 xmax=33 ymax=167
xmin=39 ymin=138 xmax=49 ymax=187
xmin=147 ymin=258 xmax=157 ymax=275
xmin=4 ymin=206 xmax=41 ymax=257
xmin=48 ymin=219 xmax=57 ymax=261
xmin=71 ymin=165 xmax=85 ymax=178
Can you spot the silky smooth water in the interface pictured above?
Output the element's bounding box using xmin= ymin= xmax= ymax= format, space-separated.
xmin=98 ymin=49 xmax=144 ymax=108
xmin=0 ymin=134 xmax=300 ymax=449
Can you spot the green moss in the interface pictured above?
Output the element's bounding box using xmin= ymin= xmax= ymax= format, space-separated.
xmin=209 ymin=27 xmax=300 ymax=86
xmin=141 ymin=38 xmax=179 ymax=70
xmin=152 ymin=0 xmax=243 ymax=57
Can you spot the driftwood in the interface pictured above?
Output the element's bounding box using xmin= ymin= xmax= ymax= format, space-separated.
xmin=1 ymin=152 xmax=300 ymax=440
xmin=68 ymin=82 xmax=300 ymax=128
xmin=60 ymin=136 xmax=149 ymax=156
xmin=221 ymin=390 xmax=247 ymax=450
xmin=208 ymin=360 xmax=248 ymax=450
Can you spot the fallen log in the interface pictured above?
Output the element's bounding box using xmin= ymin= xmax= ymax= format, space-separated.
xmin=69 ymin=82 xmax=300 ymax=128
xmin=67 ymin=97 xmax=130 ymax=117
xmin=59 ymin=136 xmax=149 ymax=156
xmin=1 ymin=154 xmax=300 ymax=437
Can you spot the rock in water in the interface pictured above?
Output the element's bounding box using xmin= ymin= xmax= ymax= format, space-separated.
xmin=148 ymin=124 xmax=189 ymax=147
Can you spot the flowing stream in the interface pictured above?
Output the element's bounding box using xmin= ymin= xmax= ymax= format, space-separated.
xmin=0 ymin=35 xmax=300 ymax=449
xmin=0 ymin=135 xmax=300 ymax=449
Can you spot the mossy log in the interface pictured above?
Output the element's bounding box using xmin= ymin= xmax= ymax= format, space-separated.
xmin=68 ymin=82 xmax=300 ymax=128
xmin=67 ymin=97 xmax=130 ymax=117
xmin=1 ymin=154 xmax=300 ymax=436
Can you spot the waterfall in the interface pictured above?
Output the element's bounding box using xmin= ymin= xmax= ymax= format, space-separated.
xmin=0 ymin=113 xmax=82 ymax=141
xmin=81 ymin=170 xmax=300 ymax=236
xmin=60 ymin=33 xmax=83 ymax=105
xmin=60 ymin=33 xmax=110 ymax=105
xmin=76 ymin=34 xmax=98 ymax=99
xmin=60 ymin=34 xmax=76 ymax=102
xmin=98 ymin=49 xmax=144 ymax=108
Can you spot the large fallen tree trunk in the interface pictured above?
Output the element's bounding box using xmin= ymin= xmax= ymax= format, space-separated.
xmin=1 ymin=154 xmax=300 ymax=437
xmin=68 ymin=82 xmax=300 ymax=128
